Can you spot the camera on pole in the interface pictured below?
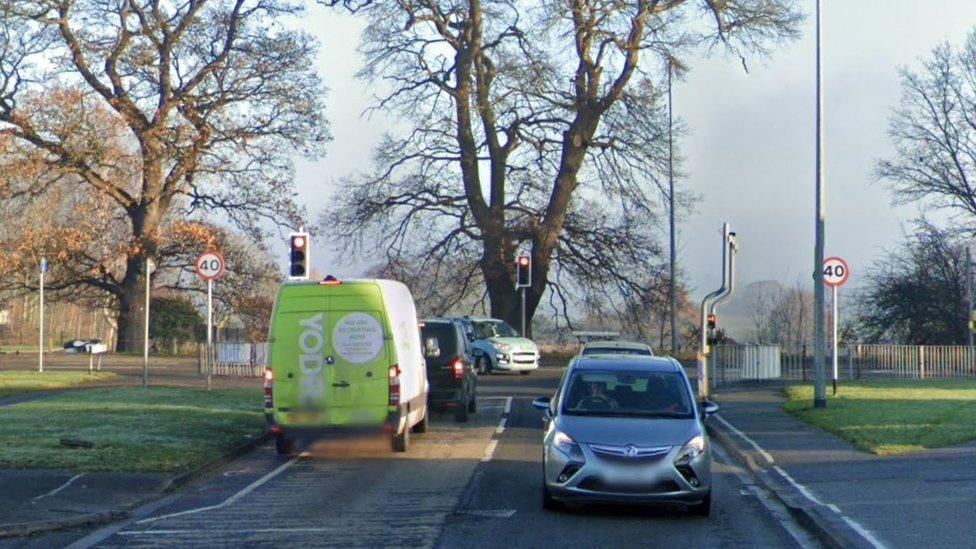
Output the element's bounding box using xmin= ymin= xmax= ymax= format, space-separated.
xmin=289 ymin=232 xmax=310 ymax=280
xmin=516 ymin=255 xmax=531 ymax=288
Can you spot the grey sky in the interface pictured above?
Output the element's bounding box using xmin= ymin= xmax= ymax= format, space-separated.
xmin=291 ymin=1 xmax=976 ymax=301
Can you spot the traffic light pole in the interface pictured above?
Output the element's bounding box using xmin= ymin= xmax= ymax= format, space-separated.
xmin=521 ymin=287 xmax=527 ymax=338
xmin=698 ymin=224 xmax=733 ymax=399
xmin=143 ymin=258 xmax=152 ymax=388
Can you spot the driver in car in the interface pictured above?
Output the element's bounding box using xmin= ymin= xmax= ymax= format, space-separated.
xmin=580 ymin=380 xmax=618 ymax=410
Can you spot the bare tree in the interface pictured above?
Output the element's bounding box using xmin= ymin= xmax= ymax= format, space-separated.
xmin=324 ymin=0 xmax=801 ymax=334
xmin=0 ymin=1 xmax=328 ymax=350
xmin=877 ymin=30 xmax=976 ymax=225
xmin=856 ymin=222 xmax=967 ymax=344
xmin=750 ymin=281 xmax=812 ymax=350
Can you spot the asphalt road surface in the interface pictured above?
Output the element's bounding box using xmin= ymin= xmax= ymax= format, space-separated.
xmin=7 ymin=368 xmax=816 ymax=548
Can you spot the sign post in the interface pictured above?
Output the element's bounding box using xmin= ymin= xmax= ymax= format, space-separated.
xmin=822 ymin=256 xmax=850 ymax=396
xmin=39 ymin=258 xmax=48 ymax=373
xmin=196 ymin=252 xmax=226 ymax=390
xmin=143 ymin=258 xmax=154 ymax=388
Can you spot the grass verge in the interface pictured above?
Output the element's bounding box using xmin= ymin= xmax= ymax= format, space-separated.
xmin=785 ymin=380 xmax=976 ymax=455
xmin=0 ymin=387 xmax=264 ymax=472
xmin=0 ymin=371 xmax=118 ymax=400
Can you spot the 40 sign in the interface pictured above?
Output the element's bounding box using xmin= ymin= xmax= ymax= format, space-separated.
xmin=822 ymin=256 xmax=850 ymax=287
xmin=195 ymin=252 xmax=226 ymax=282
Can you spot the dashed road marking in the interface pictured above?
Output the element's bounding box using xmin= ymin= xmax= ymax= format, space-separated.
xmin=481 ymin=396 xmax=512 ymax=462
xmin=457 ymin=509 xmax=517 ymax=518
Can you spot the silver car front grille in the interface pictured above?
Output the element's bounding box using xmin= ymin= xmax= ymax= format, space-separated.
xmin=588 ymin=444 xmax=672 ymax=460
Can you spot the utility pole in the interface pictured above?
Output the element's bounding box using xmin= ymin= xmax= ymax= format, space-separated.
xmin=968 ymin=246 xmax=973 ymax=348
xmin=668 ymin=59 xmax=678 ymax=353
xmin=812 ymin=0 xmax=827 ymax=408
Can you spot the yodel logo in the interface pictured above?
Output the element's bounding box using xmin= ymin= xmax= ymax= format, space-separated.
xmin=299 ymin=313 xmax=325 ymax=406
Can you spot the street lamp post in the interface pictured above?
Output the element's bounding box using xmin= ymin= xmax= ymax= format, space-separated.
xmin=668 ymin=59 xmax=678 ymax=353
xmin=812 ymin=0 xmax=828 ymax=408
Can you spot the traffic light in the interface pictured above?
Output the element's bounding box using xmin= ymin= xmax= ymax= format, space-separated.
xmin=707 ymin=313 xmax=717 ymax=330
xmin=516 ymin=255 xmax=531 ymax=288
xmin=289 ymin=232 xmax=309 ymax=280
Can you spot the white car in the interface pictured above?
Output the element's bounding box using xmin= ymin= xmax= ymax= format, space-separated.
xmin=579 ymin=341 xmax=654 ymax=357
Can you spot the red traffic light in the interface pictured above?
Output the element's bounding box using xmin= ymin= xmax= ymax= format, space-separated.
xmin=707 ymin=314 xmax=717 ymax=329
xmin=518 ymin=256 xmax=529 ymax=266
xmin=291 ymin=235 xmax=306 ymax=249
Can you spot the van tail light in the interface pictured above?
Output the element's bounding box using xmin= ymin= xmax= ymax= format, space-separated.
xmin=389 ymin=364 xmax=401 ymax=407
xmin=451 ymin=357 xmax=464 ymax=381
xmin=263 ymin=368 xmax=274 ymax=409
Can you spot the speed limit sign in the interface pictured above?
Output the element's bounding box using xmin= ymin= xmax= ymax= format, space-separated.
xmin=195 ymin=252 xmax=226 ymax=281
xmin=822 ymin=256 xmax=850 ymax=287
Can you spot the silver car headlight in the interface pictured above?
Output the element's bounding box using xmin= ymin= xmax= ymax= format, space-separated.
xmin=552 ymin=430 xmax=584 ymax=460
xmin=497 ymin=343 xmax=513 ymax=352
xmin=674 ymin=435 xmax=705 ymax=466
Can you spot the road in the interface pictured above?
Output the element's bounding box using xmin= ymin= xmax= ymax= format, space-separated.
xmin=7 ymin=368 xmax=816 ymax=548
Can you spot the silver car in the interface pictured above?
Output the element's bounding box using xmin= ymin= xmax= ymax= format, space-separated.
xmin=533 ymin=356 xmax=719 ymax=515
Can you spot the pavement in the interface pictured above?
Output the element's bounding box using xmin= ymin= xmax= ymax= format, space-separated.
xmin=1 ymin=369 xmax=816 ymax=548
xmin=0 ymin=355 xmax=263 ymax=538
xmin=709 ymin=381 xmax=976 ymax=549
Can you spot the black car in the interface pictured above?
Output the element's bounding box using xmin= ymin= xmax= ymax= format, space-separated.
xmin=420 ymin=318 xmax=477 ymax=422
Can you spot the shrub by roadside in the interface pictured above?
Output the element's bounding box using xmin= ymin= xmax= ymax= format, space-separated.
xmin=784 ymin=380 xmax=976 ymax=455
xmin=0 ymin=387 xmax=264 ymax=472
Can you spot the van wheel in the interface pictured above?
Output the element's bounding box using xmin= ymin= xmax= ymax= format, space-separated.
xmin=413 ymin=408 xmax=429 ymax=433
xmin=392 ymin=424 xmax=410 ymax=452
xmin=454 ymin=397 xmax=470 ymax=423
xmin=520 ymin=371 xmax=531 ymax=376
xmin=275 ymin=435 xmax=295 ymax=456
xmin=477 ymin=356 xmax=490 ymax=375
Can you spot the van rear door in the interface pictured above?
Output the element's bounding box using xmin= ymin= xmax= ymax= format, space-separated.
xmin=326 ymin=285 xmax=392 ymax=426
xmin=269 ymin=291 xmax=330 ymax=424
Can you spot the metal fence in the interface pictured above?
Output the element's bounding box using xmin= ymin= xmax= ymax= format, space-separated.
xmin=712 ymin=343 xmax=976 ymax=386
xmin=199 ymin=342 xmax=267 ymax=377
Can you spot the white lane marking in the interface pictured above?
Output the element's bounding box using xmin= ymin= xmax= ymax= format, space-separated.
xmin=841 ymin=516 xmax=887 ymax=549
xmin=480 ymin=397 xmax=512 ymax=463
xmin=121 ymin=528 xmax=343 ymax=536
xmin=136 ymin=452 xmax=307 ymax=524
xmin=718 ymin=415 xmax=888 ymax=549
xmin=714 ymin=414 xmax=774 ymax=464
xmin=481 ymin=440 xmax=499 ymax=463
xmin=32 ymin=474 xmax=82 ymax=502
xmin=712 ymin=445 xmax=819 ymax=549
xmin=773 ymin=466 xmax=823 ymax=505
xmin=458 ymin=509 xmax=517 ymax=518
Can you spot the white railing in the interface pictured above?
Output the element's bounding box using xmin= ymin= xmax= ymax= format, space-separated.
xmin=713 ymin=343 xmax=976 ymax=385
xmin=200 ymin=342 xmax=267 ymax=377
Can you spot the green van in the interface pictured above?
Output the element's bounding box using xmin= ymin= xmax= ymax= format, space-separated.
xmin=264 ymin=278 xmax=429 ymax=454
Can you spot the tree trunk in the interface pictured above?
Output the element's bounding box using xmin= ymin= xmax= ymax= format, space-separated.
xmin=114 ymin=193 xmax=163 ymax=352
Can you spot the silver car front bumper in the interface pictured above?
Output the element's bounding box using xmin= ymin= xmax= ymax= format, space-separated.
xmin=543 ymin=439 xmax=711 ymax=505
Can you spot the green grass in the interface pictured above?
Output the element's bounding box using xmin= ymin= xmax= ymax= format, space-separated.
xmin=785 ymin=380 xmax=976 ymax=455
xmin=0 ymin=371 xmax=118 ymax=399
xmin=0 ymin=387 xmax=264 ymax=472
